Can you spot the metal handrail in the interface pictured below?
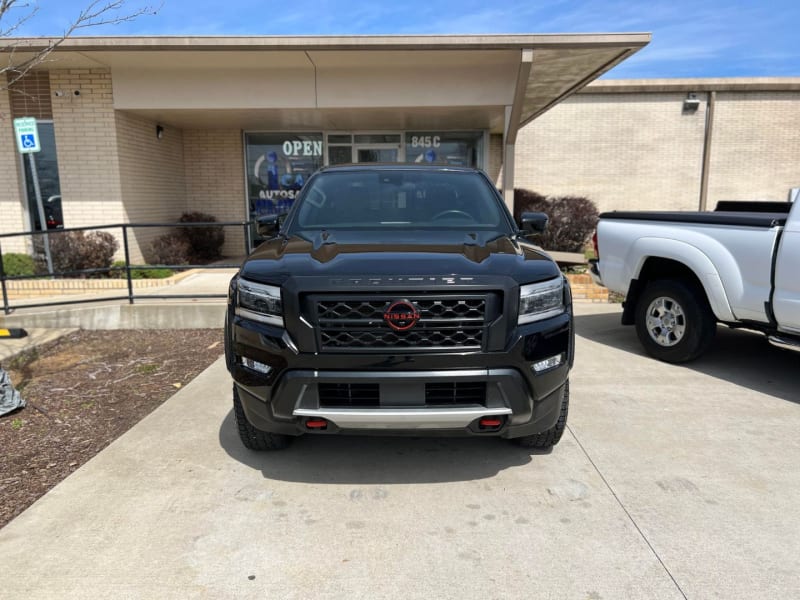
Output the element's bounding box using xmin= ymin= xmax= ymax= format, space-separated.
xmin=0 ymin=220 xmax=254 ymax=315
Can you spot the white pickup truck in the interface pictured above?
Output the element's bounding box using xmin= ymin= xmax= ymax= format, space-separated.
xmin=590 ymin=200 xmax=800 ymax=362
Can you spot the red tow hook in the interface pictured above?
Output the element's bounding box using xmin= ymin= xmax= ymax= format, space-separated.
xmin=305 ymin=418 xmax=328 ymax=430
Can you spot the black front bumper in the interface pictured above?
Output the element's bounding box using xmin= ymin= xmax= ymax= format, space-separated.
xmin=226 ymin=303 xmax=573 ymax=439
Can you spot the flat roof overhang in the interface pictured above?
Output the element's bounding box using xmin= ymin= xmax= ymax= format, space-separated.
xmin=3 ymin=34 xmax=650 ymax=131
xmin=583 ymin=77 xmax=800 ymax=93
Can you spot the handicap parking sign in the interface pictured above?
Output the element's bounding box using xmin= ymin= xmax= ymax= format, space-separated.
xmin=13 ymin=117 xmax=41 ymax=153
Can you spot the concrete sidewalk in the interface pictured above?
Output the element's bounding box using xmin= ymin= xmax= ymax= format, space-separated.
xmin=1 ymin=304 xmax=798 ymax=598
xmin=0 ymin=328 xmax=77 ymax=362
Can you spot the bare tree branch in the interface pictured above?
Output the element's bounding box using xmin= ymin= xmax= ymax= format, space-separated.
xmin=0 ymin=0 xmax=160 ymax=93
xmin=1 ymin=1 xmax=39 ymax=39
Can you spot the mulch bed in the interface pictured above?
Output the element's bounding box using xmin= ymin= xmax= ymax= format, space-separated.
xmin=0 ymin=329 xmax=224 ymax=529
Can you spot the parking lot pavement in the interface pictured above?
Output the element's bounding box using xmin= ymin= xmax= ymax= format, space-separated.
xmin=0 ymin=303 xmax=798 ymax=599
xmin=572 ymin=304 xmax=800 ymax=599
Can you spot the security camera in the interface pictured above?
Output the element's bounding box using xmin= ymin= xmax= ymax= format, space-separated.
xmin=683 ymin=98 xmax=700 ymax=111
xmin=74 ymin=90 xmax=81 ymax=96
xmin=683 ymin=93 xmax=700 ymax=113
xmin=54 ymin=90 xmax=64 ymax=97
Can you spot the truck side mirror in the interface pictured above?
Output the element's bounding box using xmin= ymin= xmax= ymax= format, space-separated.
xmin=520 ymin=211 xmax=549 ymax=234
xmin=257 ymin=214 xmax=284 ymax=237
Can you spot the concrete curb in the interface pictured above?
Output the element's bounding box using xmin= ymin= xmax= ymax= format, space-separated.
xmin=3 ymin=268 xmax=199 ymax=300
xmin=0 ymin=303 xmax=226 ymax=330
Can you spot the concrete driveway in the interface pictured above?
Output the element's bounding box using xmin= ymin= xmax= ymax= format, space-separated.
xmin=0 ymin=304 xmax=798 ymax=599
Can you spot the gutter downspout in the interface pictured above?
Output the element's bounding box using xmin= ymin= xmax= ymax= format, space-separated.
xmin=699 ymin=91 xmax=716 ymax=211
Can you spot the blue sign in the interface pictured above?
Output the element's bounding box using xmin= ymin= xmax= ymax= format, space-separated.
xmin=13 ymin=117 xmax=41 ymax=154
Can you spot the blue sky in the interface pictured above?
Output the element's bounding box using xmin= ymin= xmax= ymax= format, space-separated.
xmin=9 ymin=0 xmax=800 ymax=78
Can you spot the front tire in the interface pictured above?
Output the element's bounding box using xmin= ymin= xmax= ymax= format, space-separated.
xmin=513 ymin=380 xmax=569 ymax=449
xmin=635 ymin=279 xmax=716 ymax=363
xmin=233 ymin=387 xmax=291 ymax=450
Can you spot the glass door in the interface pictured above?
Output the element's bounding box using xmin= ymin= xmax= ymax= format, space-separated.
xmin=356 ymin=147 xmax=398 ymax=163
xmin=325 ymin=133 xmax=404 ymax=165
xmin=354 ymin=134 xmax=401 ymax=164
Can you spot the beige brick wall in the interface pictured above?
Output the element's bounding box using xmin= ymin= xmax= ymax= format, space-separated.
xmin=516 ymin=93 xmax=707 ymax=212
xmin=115 ymin=112 xmax=187 ymax=262
xmin=0 ymin=88 xmax=27 ymax=254
xmin=50 ymin=69 xmax=125 ymax=230
xmin=707 ymin=91 xmax=800 ymax=204
xmin=183 ymin=130 xmax=247 ymax=257
xmin=487 ymin=133 xmax=503 ymax=186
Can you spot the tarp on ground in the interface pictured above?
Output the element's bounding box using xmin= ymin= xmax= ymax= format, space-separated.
xmin=0 ymin=367 xmax=24 ymax=416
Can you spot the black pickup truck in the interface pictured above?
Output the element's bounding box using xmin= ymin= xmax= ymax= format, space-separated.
xmin=224 ymin=164 xmax=573 ymax=450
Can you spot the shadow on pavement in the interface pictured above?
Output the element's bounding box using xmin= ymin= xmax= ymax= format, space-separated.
xmin=218 ymin=410 xmax=546 ymax=484
xmin=575 ymin=311 xmax=799 ymax=404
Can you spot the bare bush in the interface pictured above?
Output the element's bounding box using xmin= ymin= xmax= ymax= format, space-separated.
xmin=148 ymin=233 xmax=191 ymax=266
xmin=178 ymin=212 xmax=225 ymax=261
xmin=514 ymin=188 xmax=599 ymax=253
xmin=35 ymin=230 xmax=118 ymax=276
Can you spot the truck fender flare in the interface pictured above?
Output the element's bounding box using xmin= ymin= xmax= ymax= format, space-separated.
xmin=626 ymin=237 xmax=737 ymax=323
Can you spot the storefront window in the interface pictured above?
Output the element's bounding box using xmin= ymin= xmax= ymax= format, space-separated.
xmin=21 ymin=121 xmax=63 ymax=230
xmin=404 ymin=132 xmax=483 ymax=168
xmin=328 ymin=145 xmax=352 ymax=165
xmin=244 ymin=132 xmax=323 ymax=219
xmin=354 ymin=134 xmax=401 ymax=144
xmin=244 ymin=131 xmax=486 ymax=239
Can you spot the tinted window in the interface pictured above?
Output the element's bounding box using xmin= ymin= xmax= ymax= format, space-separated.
xmin=244 ymin=132 xmax=323 ymax=218
xmin=292 ymin=170 xmax=509 ymax=232
xmin=21 ymin=122 xmax=62 ymax=230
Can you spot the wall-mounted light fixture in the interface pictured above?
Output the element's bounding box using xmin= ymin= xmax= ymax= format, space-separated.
xmin=683 ymin=92 xmax=701 ymax=113
xmin=156 ymin=125 xmax=164 ymax=140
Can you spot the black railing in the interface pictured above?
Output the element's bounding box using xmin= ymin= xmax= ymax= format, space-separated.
xmin=0 ymin=221 xmax=255 ymax=315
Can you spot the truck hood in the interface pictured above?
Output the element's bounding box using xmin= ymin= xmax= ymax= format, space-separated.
xmin=239 ymin=230 xmax=561 ymax=285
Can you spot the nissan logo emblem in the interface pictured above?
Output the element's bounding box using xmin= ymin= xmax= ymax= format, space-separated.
xmin=383 ymin=300 xmax=421 ymax=331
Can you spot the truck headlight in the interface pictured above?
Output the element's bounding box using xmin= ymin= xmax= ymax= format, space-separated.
xmin=235 ymin=279 xmax=283 ymax=326
xmin=518 ymin=278 xmax=565 ymax=324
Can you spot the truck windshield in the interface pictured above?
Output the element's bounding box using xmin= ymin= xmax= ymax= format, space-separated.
xmin=290 ymin=170 xmax=511 ymax=232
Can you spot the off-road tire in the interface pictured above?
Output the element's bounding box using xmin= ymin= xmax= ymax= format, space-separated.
xmin=513 ymin=380 xmax=569 ymax=449
xmin=233 ymin=387 xmax=291 ymax=450
xmin=635 ymin=279 xmax=716 ymax=363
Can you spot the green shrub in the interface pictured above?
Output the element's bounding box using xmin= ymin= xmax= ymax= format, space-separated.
xmin=513 ymin=189 xmax=599 ymax=253
xmin=34 ymin=230 xmax=118 ymax=277
xmin=1 ymin=253 xmax=36 ymax=277
xmin=109 ymin=260 xmax=173 ymax=279
xmin=137 ymin=267 xmax=173 ymax=279
xmin=178 ymin=211 xmax=225 ymax=261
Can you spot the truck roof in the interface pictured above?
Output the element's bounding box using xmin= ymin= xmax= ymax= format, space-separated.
xmin=317 ymin=163 xmax=481 ymax=173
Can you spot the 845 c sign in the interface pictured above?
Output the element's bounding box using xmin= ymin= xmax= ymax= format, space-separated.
xmin=410 ymin=135 xmax=441 ymax=148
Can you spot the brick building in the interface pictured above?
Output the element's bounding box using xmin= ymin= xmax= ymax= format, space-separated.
xmin=2 ymin=34 xmax=798 ymax=262
xmin=516 ymin=78 xmax=800 ymax=212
